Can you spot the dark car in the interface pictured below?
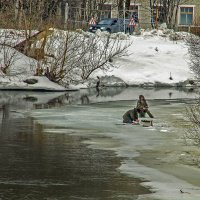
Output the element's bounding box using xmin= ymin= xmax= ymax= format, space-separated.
xmin=89 ymin=18 xmax=130 ymax=33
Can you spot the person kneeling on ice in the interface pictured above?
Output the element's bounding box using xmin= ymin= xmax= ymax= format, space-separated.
xmin=123 ymin=108 xmax=139 ymax=124
xmin=136 ymin=95 xmax=154 ymax=118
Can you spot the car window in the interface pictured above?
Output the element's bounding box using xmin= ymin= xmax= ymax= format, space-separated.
xmin=98 ymin=19 xmax=114 ymax=25
xmin=118 ymin=19 xmax=129 ymax=24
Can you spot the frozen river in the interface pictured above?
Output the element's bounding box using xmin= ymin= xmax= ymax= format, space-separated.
xmin=0 ymin=87 xmax=200 ymax=200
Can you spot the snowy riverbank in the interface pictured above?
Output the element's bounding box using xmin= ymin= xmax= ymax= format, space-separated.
xmin=90 ymin=31 xmax=194 ymax=88
xmin=0 ymin=29 xmax=196 ymax=91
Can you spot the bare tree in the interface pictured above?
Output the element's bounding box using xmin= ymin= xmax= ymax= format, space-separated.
xmin=79 ymin=0 xmax=107 ymax=21
xmin=40 ymin=30 xmax=131 ymax=84
xmin=0 ymin=31 xmax=20 ymax=75
xmin=184 ymin=101 xmax=200 ymax=166
xmin=184 ymin=34 xmax=200 ymax=167
xmin=77 ymin=34 xmax=131 ymax=80
xmin=115 ymin=0 xmax=131 ymax=10
xmin=186 ymin=34 xmax=200 ymax=78
xmin=148 ymin=0 xmax=190 ymax=29
xmin=0 ymin=0 xmax=64 ymax=29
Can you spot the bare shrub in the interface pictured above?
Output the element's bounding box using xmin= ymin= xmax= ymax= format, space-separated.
xmin=0 ymin=31 xmax=20 ymax=75
xmin=185 ymin=34 xmax=200 ymax=78
xmin=41 ymin=30 xmax=131 ymax=84
xmin=185 ymin=102 xmax=200 ymax=147
xmin=184 ymin=32 xmax=200 ymax=167
xmin=184 ymin=101 xmax=200 ymax=167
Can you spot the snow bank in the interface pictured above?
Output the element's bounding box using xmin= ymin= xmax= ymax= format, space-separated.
xmin=0 ymin=29 xmax=38 ymax=47
xmin=0 ymin=76 xmax=66 ymax=91
xmin=93 ymin=34 xmax=193 ymax=86
xmin=0 ymin=46 xmax=37 ymax=76
xmin=0 ymin=28 xmax=195 ymax=91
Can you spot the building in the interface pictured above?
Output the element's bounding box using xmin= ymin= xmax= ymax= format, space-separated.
xmin=179 ymin=0 xmax=200 ymax=24
xmin=60 ymin=0 xmax=200 ymax=32
xmin=95 ymin=0 xmax=200 ymax=29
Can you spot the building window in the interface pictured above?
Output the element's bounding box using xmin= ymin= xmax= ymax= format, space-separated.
xmin=128 ymin=5 xmax=139 ymax=22
xmin=179 ymin=6 xmax=194 ymax=25
xmin=98 ymin=4 xmax=112 ymax=20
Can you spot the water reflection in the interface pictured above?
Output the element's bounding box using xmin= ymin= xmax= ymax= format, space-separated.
xmin=81 ymin=95 xmax=90 ymax=104
xmin=0 ymin=87 xmax=198 ymax=109
xmin=0 ymin=87 xmax=199 ymax=199
xmin=23 ymin=96 xmax=38 ymax=102
xmin=96 ymin=86 xmax=100 ymax=97
xmin=0 ymin=93 xmax=150 ymax=199
xmin=1 ymin=104 xmax=10 ymax=133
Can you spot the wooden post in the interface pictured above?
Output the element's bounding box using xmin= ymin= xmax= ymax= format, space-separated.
xmin=155 ymin=0 xmax=159 ymax=30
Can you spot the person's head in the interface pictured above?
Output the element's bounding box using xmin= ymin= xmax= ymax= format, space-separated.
xmin=139 ymin=95 xmax=145 ymax=101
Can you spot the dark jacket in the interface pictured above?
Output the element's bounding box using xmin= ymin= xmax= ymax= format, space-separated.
xmin=136 ymin=100 xmax=148 ymax=111
xmin=123 ymin=108 xmax=138 ymax=123
xmin=136 ymin=100 xmax=154 ymax=118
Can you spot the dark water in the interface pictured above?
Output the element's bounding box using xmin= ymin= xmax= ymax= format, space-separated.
xmin=0 ymin=90 xmax=151 ymax=200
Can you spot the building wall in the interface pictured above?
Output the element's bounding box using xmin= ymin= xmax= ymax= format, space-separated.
xmin=100 ymin=0 xmax=151 ymax=28
xmin=63 ymin=0 xmax=200 ymax=30
xmin=134 ymin=0 xmax=151 ymax=28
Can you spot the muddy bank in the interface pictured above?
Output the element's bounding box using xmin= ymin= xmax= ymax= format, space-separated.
xmin=136 ymin=150 xmax=200 ymax=187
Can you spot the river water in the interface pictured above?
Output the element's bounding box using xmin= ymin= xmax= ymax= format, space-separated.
xmin=0 ymin=87 xmax=200 ymax=200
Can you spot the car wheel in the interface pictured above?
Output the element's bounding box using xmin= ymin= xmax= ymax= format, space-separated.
xmin=125 ymin=27 xmax=130 ymax=34
xmin=106 ymin=28 xmax=111 ymax=33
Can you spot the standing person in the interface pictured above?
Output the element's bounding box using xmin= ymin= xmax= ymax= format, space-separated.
xmin=96 ymin=76 xmax=100 ymax=88
xmin=45 ymin=67 xmax=51 ymax=80
xmin=123 ymin=108 xmax=139 ymax=124
xmin=96 ymin=76 xmax=100 ymax=97
xmin=136 ymin=95 xmax=154 ymax=118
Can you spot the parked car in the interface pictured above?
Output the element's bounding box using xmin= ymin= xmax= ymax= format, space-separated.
xmin=89 ymin=18 xmax=130 ymax=33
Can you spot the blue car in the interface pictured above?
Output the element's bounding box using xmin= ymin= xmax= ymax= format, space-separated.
xmin=89 ymin=18 xmax=130 ymax=33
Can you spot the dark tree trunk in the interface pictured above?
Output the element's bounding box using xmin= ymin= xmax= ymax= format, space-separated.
xmin=125 ymin=0 xmax=131 ymax=10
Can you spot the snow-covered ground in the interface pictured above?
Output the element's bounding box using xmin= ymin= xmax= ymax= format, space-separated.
xmin=0 ymin=29 xmax=195 ymax=91
xmin=96 ymin=35 xmax=192 ymax=86
xmin=0 ymin=76 xmax=66 ymax=91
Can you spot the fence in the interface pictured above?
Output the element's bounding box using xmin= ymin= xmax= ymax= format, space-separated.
xmin=66 ymin=6 xmax=142 ymax=31
xmin=178 ymin=26 xmax=200 ymax=36
xmin=58 ymin=5 xmax=200 ymax=34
